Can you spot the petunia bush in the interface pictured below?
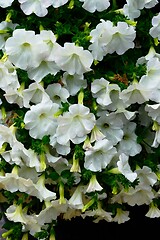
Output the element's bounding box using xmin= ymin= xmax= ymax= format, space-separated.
xmin=1 ymin=0 xmax=160 ymax=239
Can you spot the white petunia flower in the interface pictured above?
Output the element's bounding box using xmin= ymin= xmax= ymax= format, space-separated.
xmin=36 ymin=200 xmax=68 ymax=225
xmin=89 ymin=20 xmax=115 ymax=61
xmin=5 ymin=29 xmax=48 ymax=70
xmin=56 ymin=104 xmax=96 ymax=145
xmin=82 ymin=202 xmax=113 ymax=222
xmin=5 ymin=204 xmax=28 ymax=224
xmin=117 ymin=153 xmax=137 ymax=182
xmin=85 ymin=175 xmax=103 ymax=193
xmin=113 ymin=208 xmax=130 ymax=224
xmin=139 ymin=57 xmax=160 ymax=102
xmin=0 ymin=166 xmax=56 ymax=201
xmin=46 ymin=83 xmax=69 ymax=106
xmin=24 ymin=99 xmax=59 ymax=139
xmin=27 ymin=30 xmax=61 ymax=82
xmin=145 ymin=103 xmax=160 ymax=124
xmin=111 ymin=184 xmax=154 ymax=206
xmin=39 ymin=29 xmax=61 ymax=61
xmin=150 ymin=13 xmax=160 ymax=40
xmin=89 ymin=20 xmax=136 ymax=59
xmin=53 ymin=42 xmax=93 ymax=75
xmin=62 ymin=72 xmax=87 ymax=96
xmin=0 ymin=21 xmax=18 ymax=50
xmin=79 ymin=0 xmax=110 ymax=13
xmin=136 ymin=166 xmax=158 ymax=187
xmin=0 ymin=0 xmax=14 ymax=7
xmin=123 ymin=0 xmax=158 ymax=20
xmin=4 ymin=87 xmax=24 ymax=108
xmin=106 ymin=87 xmax=136 ymax=121
xmin=0 ymin=124 xmax=17 ymax=148
xmin=120 ymin=80 xmax=150 ymax=105
xmin=34 ymin=174 xmax=56 ymax=201
xmin=152 ymin=122 xmax=160 ymax=148
xmin=68 ymin=185 xmax=84 ymax=209
xmin=18 ymin=0 xmax=53 ymax=17
xmin=84 ymin=138 xmax=117 ymax=172
xmin=145 ymin=203 xmax=160 ymax=218
xmin=49 ymin=135 xmax=71 ymax=155
xmin=91 ymin=78 xmax=112 ymax=107
xmin=117 ymin=121 xmax=142 ymax=156
xmin=103 ymin=22 xmax=136 ymax=55
xmin=97 ymin=112 xmax=124 ymax=145
xmin=0 ymin=59 xmax=20 ymax=92
xmin=51 ymin=0 xmax=69 ymax=8
xmin=122 ymin=184 xmax=155 ymax=206
xmin=22 ymin=82 xmax=50 ymax=108
xmin=2 ymin=142 xmax=41 ymax=172
xmin=27 ymin=59 xmax=60 ymax=82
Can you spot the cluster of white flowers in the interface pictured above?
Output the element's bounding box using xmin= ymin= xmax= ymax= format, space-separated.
xmin=1 ymin=0 xmax=160 ymax=239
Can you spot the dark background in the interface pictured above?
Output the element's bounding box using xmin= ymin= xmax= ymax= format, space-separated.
xmin=55 ymin=206 xmax=159 ymax=240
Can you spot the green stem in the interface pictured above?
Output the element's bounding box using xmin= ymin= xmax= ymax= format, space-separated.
xmin=112 ymin=0 xmax=117 ymax=10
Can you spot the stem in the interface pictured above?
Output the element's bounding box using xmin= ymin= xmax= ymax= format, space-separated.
xmin=59 ymin=182 xmax=66 ymax=204
xmin=112 ymin=0 xmax=117 ymax=10
xmin=2 ymin=229 xmax=13 ymax=239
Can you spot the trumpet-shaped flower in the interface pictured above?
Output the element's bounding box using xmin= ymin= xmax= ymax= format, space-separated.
xmin=139 ymin=57 xmax=160 ymax=102
xmin=84 ymin=139 xmax=117 ymax=172
xmin=85 ymin=175 xmax=103 ymax=193
xmin=0 ymin=59 xmax=20 ymax=92
xmin=39 ymin=29 xmax=61 ymax=61
xmin=103 ymin=22 xmax=136 ymax=55
xmin=68 ymin=185 xmax=84 ymax=209
xmin=0 ymin=21 xmax=18 ymax=50
xmin=122 ymin=184 xmax=155 ymax=206
xmin=27 ymin=59 xmax=60 ymax=82
xmin=24 ymin=99 xmax=59 ymax=139
xmin=145 ymin=203 xmax=160 ymax=218
xmin=4 ymin=87 xmax=24 ymax=108
xmin=149 ymin=13 xmax=160 ymax=40
xmin=53 ymin=42 xmax=93 ymax=75
xmin=145 ymin=103 xmax=160 ymax=124
xmin=79 ymin=0 xmax=110 ymax=13
xmin=36 ymin=200 xmax=68 ymax=225
xmin=22 ymin=82 xmax=50 ymax=108
xmin=135 ymin=166 xmax=157 ymax=187
xmin=91 ymin=78 xmax=112 ymax=107
xmin=120 ymin=80 xmax=150 ymax=105
xmin=113 ymin=208 xmax=130 ymax=224
xmin=152 ymin=122 xmax=160 ymax=148
xmin=117 ymin=121 xmax=142 ymax=156
xmin=0 ymin=124 xmax=17 ymax=148
xmin=34 ymin=174 xmax=56 ymax=201
xmin=62 ymin=72 xmax=87 ymax=96
xmin=5 ymin=29 xmax=48 ymax=70
xmin=123 ymin=0 xmax=158 ymax=20
xmin=0 ymin=0 xmax=14 ymax=7
xmin=97 ymin=112 xmax=124 ymax=145
xmin=18 ymin=0 xmax=53 ymax=17
xmin=51 ymin=0 xmax=69 ymax=8
xmin=89 ymin=20 xmax=115 ymax=61
xmin=5 ymin=204 xmax=28 ymax=224
xmin=117 ymin=153 xmax=137 ymax=182
xmin=89 ymin=20 xmax=136 ymax=59
xmin=46 ymin=83 xmax=69 ymax=106
xmin=2 ymin=142 xmax=41 ymax=172
xmin=56 ymin=104 xmax=96 ymax=145
xmin=82 ymin=202 xmax=113 ymax=222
